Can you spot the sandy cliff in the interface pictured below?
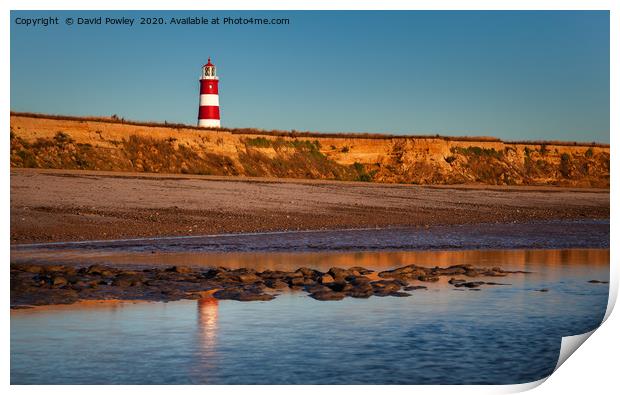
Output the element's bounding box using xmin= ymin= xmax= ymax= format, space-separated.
xmin=10 ymin=113 xmax=610 ymax=187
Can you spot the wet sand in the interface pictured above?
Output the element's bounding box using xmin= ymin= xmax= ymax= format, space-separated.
xmin=11 ymin=168 xmax=609 ymax=244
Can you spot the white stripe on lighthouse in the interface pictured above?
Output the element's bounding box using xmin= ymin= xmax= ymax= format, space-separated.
xmin=200 ymin=94 xmax=219 ymax=106
xmin=198 ymin=119 xmax=221 ymax=128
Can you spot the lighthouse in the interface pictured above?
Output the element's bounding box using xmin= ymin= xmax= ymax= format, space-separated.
xmin=197 ymin=58 xmax=220 ymax=128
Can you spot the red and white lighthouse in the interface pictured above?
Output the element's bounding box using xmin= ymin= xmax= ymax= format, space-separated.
xmin=197 ymin=58 xmax=220 ymax=128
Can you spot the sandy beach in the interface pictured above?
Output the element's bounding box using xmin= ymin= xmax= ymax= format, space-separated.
xmin=10 ymin=168 xmax=609 ymax=244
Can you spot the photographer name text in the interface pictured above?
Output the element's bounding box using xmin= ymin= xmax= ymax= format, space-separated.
xmin=14 ymin=16 xmax=290 ymax=27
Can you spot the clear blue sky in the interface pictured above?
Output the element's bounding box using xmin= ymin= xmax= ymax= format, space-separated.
xmin=11 ymin=11 xmax=609 ymax=142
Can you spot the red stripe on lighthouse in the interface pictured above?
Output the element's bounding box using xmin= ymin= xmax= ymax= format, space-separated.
xmin=200 ymin=80 xmax=219 ymax=94
xmin=199 ymin=106 xmax=220 ymax=120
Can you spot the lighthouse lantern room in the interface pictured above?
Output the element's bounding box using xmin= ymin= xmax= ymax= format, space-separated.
xmin=197 ymin=58 xmax=221 ymax=128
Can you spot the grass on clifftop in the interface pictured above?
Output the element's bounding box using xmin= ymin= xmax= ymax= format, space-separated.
xmin=11 ymin=111 xmax=609 ymax=147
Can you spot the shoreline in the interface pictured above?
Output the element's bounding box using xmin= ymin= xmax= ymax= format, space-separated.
xmin=11 ymin=168 xmax=610 ymax=244
xmin=10 ymin=219 xmax=608 ymax=247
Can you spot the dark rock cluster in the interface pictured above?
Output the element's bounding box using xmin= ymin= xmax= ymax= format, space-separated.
xmin=587 ymin=280 xmax=609 ymax=284
xmin=10 ymin=263 xmax=529 ymax=308
xmin=378 ymin=263 xmax=527 ymax=282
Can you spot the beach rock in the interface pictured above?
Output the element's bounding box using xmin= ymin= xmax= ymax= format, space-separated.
xmin=86 ymin=279 xmax=100 ymax=288
xmin=378 ymin=270 xmax=404 ymax=279
xmin=349 ymin=266 xmax=374 ymax=275
xmin=309 ymin=290 xmax=345 ymax=301
xmin=482 ymin=270 xmax=508 ymax=277
xmin=165 ymin=265 xmax=193 ymax=274
xmin=404 ymin=285 xmax=427 ymax=291
xmin=373 ymin=290 xmax=392 ymax=297
xmin=113 ymin=272 xmax=144 ymax=287
xmin=378 ymin=265 xmax=426 ymax=280
xmin=389 ymin=265 xmax=418 ymax=274
xmin=371 ymin=280 xmax=402 ymax=293
xmin=159 ymin=288 xmax=187 ymax=301
xmin=328 ymin=267 xmax=351 ymax=281
xmin=19 ymin=264 xmax=44 ymax=274
xmin=212 ymin=288 xmax=275 ymax=302
xmin=144 ymin=279 xmax=164 ymax=287
xmin=326 ymin=281 xmax=353 ymax=292
xmin=212 ymin=270 xmax=236 ymax=281
xmin=347 ymin=288 xmax=374 ymax=298
xmin=435 ymin=265 xmax=467 ymax=275
xmin=234 ymin=268 xmax=257 ymax=273
xmin=201 ymin=268 xmax=222 ymax=279
xmin=46 ymin=289 xmax=80 ymax=305
xmin=347 ymin=276 xmax=371 ymax=286
xmin=86 ymin=264 xmax=108 ymax=275
xmin=448 ymin=278 xmax=466 ymax=285
xmin=31 ymin=273 xmax=53 ymax=286
xmin=258 ymin=270 xmax=289 ymax=280
xmin=70 ymin=280 xmax=95 ymax=290
xmin=233 ymin=273 xmax=261 ymax=283
xmin=289 ymin=277 xmax=316 ymax=287
xmin=112 ymin=277 xmax=133 ymax=287
xmin=284 ymin=271 xmax=304 ymax=279
xmin=241 ymin=283 xmax=268 ymax=293
xmin=155 ymin=271 xmax=180 ymax=280
xmin=319 ymin=274 xmax=335 ymax=284
xmin=417 ymin=275 xmax=439 ymax=282
xmin=51 ymin=276 xmax=68 ymax=287
xmin=305 ymin=284 xmax=332 ymax=294
xmin=389 ymin=291 xmax=411 ymax=297
xmin=347 ymin=283 xmax=374 ymax=298
xmin=296 ymin=267 xmax=319 ymax=279
xmin=393 ymin=278 xmax=409 ymax=286
xmin=351 ymin=282 xmax=373 ymax=291
xmin=264 ymin=279 xmax=289 ymax=289
xmin=44 ymin=265 xmax=69 ymax=273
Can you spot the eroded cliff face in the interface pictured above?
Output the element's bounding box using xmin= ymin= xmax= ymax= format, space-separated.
xmin=10 ymin=114 xmax=610 ymax=187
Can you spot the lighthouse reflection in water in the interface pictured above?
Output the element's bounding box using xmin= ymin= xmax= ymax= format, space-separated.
xmin=197 ymin=297 xmax=219 ymax=353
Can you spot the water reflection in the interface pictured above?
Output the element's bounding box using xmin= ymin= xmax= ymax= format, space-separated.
xmin=11 ymin=248 xmax=609 ymax=274
xmin=197 ymin=297 xmax=219 ymax=350
xmin=11 ymin=248 xmax=610 ymax=385
xmin=11 ymin=221 xmax=610 ymax=264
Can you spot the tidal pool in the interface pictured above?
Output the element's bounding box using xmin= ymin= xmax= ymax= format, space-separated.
xmin=11 ymin=248 xmax=609 ymax=384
